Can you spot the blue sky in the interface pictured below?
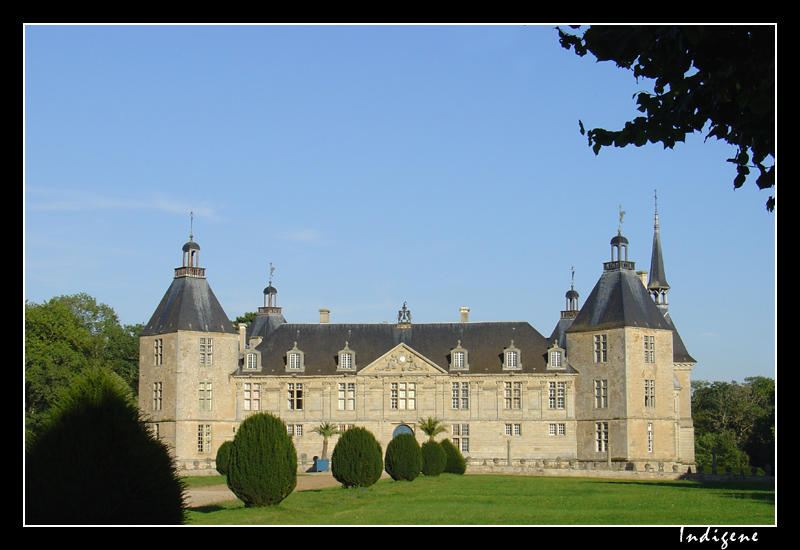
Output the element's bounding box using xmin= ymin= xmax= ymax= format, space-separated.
xmin=24 ymin=24 xmax=775 ymax=384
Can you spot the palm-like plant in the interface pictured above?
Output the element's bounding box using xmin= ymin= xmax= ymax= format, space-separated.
xmin=311 ymin=422 xmax=340 ymax=460
xmin=418 ymin=417 xmax=447 ymax=442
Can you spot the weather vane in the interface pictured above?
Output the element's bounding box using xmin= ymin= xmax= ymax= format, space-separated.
xmin=189 ymin=211 xmax=194 ymax=240
xmin=618 ymin=205 xmax=626 ymax=233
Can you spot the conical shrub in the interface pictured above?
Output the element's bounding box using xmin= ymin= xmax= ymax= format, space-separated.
xmin=226 ymin=413 xmax=297 ymax=507
xmin=215 ymin=440 xmax=233 ymax=476
xmin=421 ymin=440 xmax=447 ymax=476
xmin=385 ymin=433 xmax=422 ymax=481
xmin=25 ymin=367 xmax=186 ymax=525
xmin=331 ymin=427 xmax=383 ymax=488
xmin=441 ymin=438 xmax=467 ymax=474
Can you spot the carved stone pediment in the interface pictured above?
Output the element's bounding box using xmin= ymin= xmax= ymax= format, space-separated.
xmin=358 ymin=343 xmax=447 ymax=375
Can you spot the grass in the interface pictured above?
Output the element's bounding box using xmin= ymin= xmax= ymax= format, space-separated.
xmin=185 ymin=474 xmax=775 ymax=526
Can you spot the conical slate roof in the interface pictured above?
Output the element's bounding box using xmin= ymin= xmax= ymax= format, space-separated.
xmin=141 ymin=275 xmax=236 ymax=335
xmin=566 ymin=267 xmax=672 ymax=333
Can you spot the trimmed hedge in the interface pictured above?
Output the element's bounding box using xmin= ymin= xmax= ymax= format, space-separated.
xmin=331 ymin=427 xmax=383 ymax=488
xmin=441 ymin=438 xmax=467 ymax=474
xmin=421 ymin=440 xmax=447 ymax=477
xmin=25 ymin=368 xmax=186 ymax=525
xmin=384 ymin=433 xmax=422 ymax=481
xmin=226 ymin=413 xmax=297 ymax=507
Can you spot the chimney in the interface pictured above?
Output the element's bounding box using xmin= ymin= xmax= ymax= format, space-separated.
xmin=238 ymin=322 xmax=247 ymax=351
xmin=319 ymin=309 xmax=330 ymax=324
xmin=460 ymin=307 xmax=470 ymax=323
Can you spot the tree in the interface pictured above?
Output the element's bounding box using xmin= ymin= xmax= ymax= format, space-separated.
xmin=418 ymin=417 xmax=447 ymax=442
xmin=25 ymin=294 xmax=141 ymax=435
xmin=331 ymin=427 xmax=383 ymax=488
xmin=691 ymin=377 xmax=775 ymax=471
xmin=25 ymin=367 xmax=186 ymax=525
xmin=384 ymin=433 xmax=422 ymax=481
xmin=557 ymin=25 xmax=775 ymax=211
xmin=310 ymin=422 xmax=340 ymax=460
xmin=226 ymin=413 xmax=297 ymax=507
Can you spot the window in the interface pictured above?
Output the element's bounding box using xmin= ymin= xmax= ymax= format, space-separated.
xmin=152 ymin=382 xmax=162 ymax=411
xmin=450 ymin=341 xmax=469 ymax=370
xmin=644 ymin=335 xmax=655 ymax=363
xmin=596 ymin=422 xmax=608 ymax=453
xmin=197 ymin=424 xmax=211 ymax=454
xmin=644 ymin=379 xmax=656 ymax=408
xmin=647 ymin=422 xmax=654 ymax=453
xmin=286 ymin=343 xmax=305 ymax=371
xmin=390 ymin=382 xmax=416 ymax=410
xmin=244 ymin=383 xmax=261 ymax=411
xmin=452 ymin=382 xmax=469 ymax=409
xmin=154 ymin=339 xmax=163 ymax=366
xmin=287 ymin=424 xmax=303 ymax=436
xmin=594 ymin=380 xmax=608 ymax=408
xmin=549 ymin=381 xmax=565 ymax=409
xmin=338 ymin=382 xmax=355 ymax=411
xmin=505 ymin=423 xmax=521 ymax=436
xmin=550 ymin=350 xmax=562 ymax=368
xmin=549 ymin=423 xmax=566 ymax=436
xmin=200 ymin=338 xmax=213 ymax=365
xmin=338 ymin=342 xmax=356 ymax=370
xmin=288 ymin=383 xmax=303 ymax=410
xmin=594 ymin=334 xmax=607 ymax=362
xmin=246 ymin=353 xmax=258 ymax=369
xmin=198 ymin=382 xmax=212 ymax=411
xmin=504 ymin=381 xmax=521 ymax=409
xmin=452 ymin=424 xmax=469 ymax=453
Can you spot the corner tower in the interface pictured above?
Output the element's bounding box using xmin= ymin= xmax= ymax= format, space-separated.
xmin=139 ymin=229 xmax=238 ymax=474
xmin=566 ymin=215 xmax=683 ymax=470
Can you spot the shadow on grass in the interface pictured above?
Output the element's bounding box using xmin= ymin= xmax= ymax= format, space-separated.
xmin=585 ymin=478 xmax=775 ymax=504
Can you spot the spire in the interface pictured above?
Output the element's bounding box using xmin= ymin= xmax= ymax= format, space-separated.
xmin=647 ymin=190 xmax=670 ymax=311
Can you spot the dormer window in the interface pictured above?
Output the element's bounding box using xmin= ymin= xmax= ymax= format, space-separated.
xmin=450 ymin=341 xmax=469 ymax=371
xmin=337 ymin=342 xmax=357 ymax=371
xmin=547 ymin=342 xmax=566 ymax=370
xmin=503 ymin=341 xmax=521 ymax=370
xmin=286 ymin=342 xmax=305 ymax=372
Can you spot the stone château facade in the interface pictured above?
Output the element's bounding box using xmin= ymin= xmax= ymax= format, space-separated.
xmin=138 ymin=205 xmax=695 ymax=475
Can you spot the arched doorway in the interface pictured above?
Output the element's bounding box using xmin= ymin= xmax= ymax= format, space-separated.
xmin=392 ymin=424 xmax=414 ymax=438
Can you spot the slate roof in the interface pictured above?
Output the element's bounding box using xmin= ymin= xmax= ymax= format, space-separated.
xmin=141 ymin=275 xmax=236 ymax=336
xmin=251 ymin=321 xmax=562 ymax=376
xmin=566 ymin=267 xmax=672 ymax=333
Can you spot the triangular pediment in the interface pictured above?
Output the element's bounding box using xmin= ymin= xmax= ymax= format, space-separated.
xmin=358 ymin=343 xmax=447 ymax=375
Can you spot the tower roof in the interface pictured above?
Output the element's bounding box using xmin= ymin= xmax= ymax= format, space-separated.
xmin=141 ymin=231 xmax=235 ymax=336
xmin=566 ymin=267 xmax=672 ymax=333
xmin=647 ymin=193 xmax=670 ymax=291
xmin=141 ymin=275 xmax=236 ymax=335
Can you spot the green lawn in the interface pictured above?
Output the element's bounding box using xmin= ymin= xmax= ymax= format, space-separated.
xmin=185 ymin=474 xmax=775 ymax=526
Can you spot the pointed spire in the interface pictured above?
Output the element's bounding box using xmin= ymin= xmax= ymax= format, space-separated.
xmin=647 ymin=189 xmax=670 ymax=310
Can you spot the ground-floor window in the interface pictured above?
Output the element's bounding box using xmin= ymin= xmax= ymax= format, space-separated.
xmin=595 ymin=422 xmax=608 ymax=452
xmin=197 ymin=424 xmax=211 ymax=453
xmin=549 ymin=423 xmax=566 ymax=436
xmin=452 ymin=424 xmax=469 ymax=453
